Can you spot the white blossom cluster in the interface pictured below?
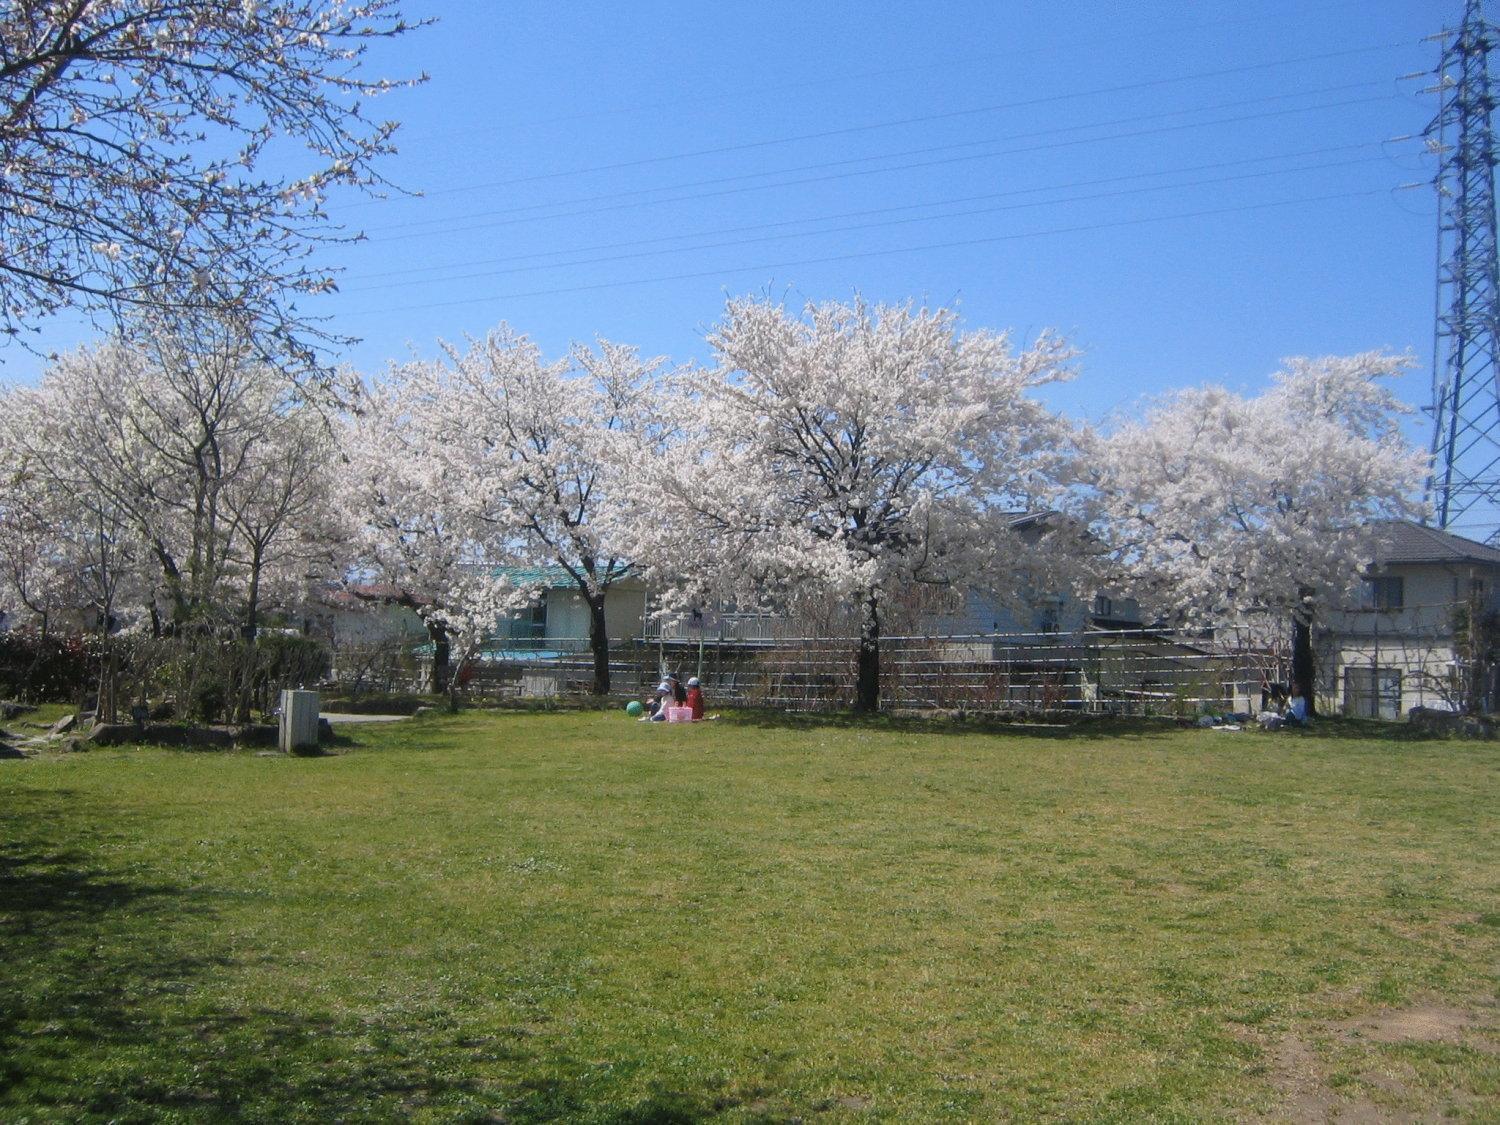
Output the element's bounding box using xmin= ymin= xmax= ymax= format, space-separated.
xmin=0 ymin=297 xmax=1428 ymax=710
xmin=338 ymin=328 xmax=665 ymax=692
xmin=0 ymin=1 xmax=422 ymax=376
xmin=1085 ymin=351 xmax=1429 ymax=628
xmin=0 ymin=319 xmax=342 ymax=641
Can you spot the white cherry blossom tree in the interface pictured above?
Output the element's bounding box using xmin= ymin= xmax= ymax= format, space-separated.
xmin=631 ymin=295 xmax=1079 ymax=714
xmin=3 ymin=323 xmax=343 ymax=716
xmin=0 ymin=0 xmax=423 ymax=374
xmin=1 ymin=377 xmax=149 ymax=719
xmin=345 ymin=328 xmax=663 ymax=696
xmin=0 ymin=452 xmax=75 ymax=636
xmin=1088 ymin=351 xmax=1428 ymax=711
xmin=339 ymin=364 xmax=534 ymax=699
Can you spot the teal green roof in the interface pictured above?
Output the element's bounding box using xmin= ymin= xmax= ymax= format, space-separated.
xmin=493 ymin=565 xmax=572 ymax=586
xmin=490 ymin=564 xmax=634 ymax=587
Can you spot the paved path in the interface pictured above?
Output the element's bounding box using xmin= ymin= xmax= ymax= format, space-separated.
xmin=319 ymin=712 xmax=413 ymax=724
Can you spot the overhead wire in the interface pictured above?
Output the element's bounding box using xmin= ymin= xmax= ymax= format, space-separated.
xmin=367 ymin=41 xmax=1409 ymax=202
xmin=349 ymin=140 xmax=1395 ymax=285
xmin=400 ymin=0 xmax=1386 ymax=141
xmin=340 ymin=188 xmax=1390 ymax=319
xmin=343 ymin=155 xmax=1395 ymax=293
xmin=358 ymin=91 xmax=1403 ymax=243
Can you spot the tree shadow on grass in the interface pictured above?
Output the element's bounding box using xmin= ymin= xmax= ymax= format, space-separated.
xmin=0 ymin=789 xmax=486 ymax=1119
xmin=722 ymin=707 xmax=1189 ymax=742
xmin=504 ymin=1075 xmax=772 ymax=1124
xmin=1276 ymin=716 xmax=1490 ymax=744
xmin=0 ymin=789 xmax=752 ymax=1122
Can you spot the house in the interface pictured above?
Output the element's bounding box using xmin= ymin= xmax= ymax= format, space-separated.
xmin=308 ymin=584 xmax=434 ymax=692
xmin=486 ymin=567 xmax=648 ymax=650
xmin=1317 ymin=520 xmax=1500 ymax=717
xmin=316 ymin=569 xmax=652 ymax=695
xmin=638 ymin=514 xmax=1264 ymax=714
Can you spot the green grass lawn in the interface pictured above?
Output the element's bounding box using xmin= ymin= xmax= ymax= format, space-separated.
xmin=2 ymin=711 xmax=1497 ymax=1122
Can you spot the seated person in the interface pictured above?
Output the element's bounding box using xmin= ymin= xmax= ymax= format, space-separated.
xmin=1285 ymin=687 xmax=1309 ymax=725
xmin=650 ymin=683 xmax=672 ymax=721
xmin=686 ymin=676 xmax=705 ymax=720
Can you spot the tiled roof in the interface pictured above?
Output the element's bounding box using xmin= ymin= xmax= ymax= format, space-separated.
xmin=1370 ymin=519 xmax=1500 ymax=566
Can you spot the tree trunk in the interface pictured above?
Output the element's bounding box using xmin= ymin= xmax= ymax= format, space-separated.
xmin=234 ymin=561 xmax=262 ymax=723
xmin=588 ymin=594 xmax=611 ymax=695
xmin=97 ymin=637 xmax=118 ymax=724
xmin=429 ymin=621 xmax=449 ymax=697
xmin=854 ymin=594 xmax=881 ymax=714
xmin=1291 ymin=613 xmax=1316 ymax=718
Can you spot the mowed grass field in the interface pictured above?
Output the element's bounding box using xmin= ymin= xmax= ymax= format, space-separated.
xmin=2 ymin=711 xmax=1497 ymax=1123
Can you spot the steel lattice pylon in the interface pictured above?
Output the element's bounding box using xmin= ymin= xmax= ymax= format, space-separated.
xmin=1427 ymin=0 xmax=1500 ymax=541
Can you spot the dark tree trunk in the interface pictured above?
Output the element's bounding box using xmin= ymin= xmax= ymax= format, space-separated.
xmin=588 ymin=594 xmax=611 ymax=695
xmin=234 ymin=563 xmax=262 ymax=723
xmin=1291 ymin=613 xmax=1316 ymax=717
xmin=97 ymin=637 xmax=118 ymax=724
xmin=854 ymin=594 xmax=881 ymax=714
xmin=429 ymin=621 xmax=449 ymax=697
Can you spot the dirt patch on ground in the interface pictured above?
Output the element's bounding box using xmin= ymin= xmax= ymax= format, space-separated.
xmin=1256 ymin=1000 xmax=1496 ymax=1122
xmin=1335 ymin=1003 xmax=1482 ymax=1046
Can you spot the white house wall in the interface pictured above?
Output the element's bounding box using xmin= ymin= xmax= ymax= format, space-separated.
xmin=544 ymin=584 xmax=647 ymax=643
xmin=1318 ymin=561 xmax=1500 ymax=716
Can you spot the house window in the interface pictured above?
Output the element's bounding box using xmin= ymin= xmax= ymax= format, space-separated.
xmin=1036 ymin=600 xmax=1062 ymax=634
xmin=1364 ymin=576 xmax=1404 ymax=611
xmin=1344 ymin=666 xmax=1401 ymax=720
xmin=504 ymin=600 xmax=547 ymax=640
xmin=1092 ymin=595 xmax=1113 ymax=618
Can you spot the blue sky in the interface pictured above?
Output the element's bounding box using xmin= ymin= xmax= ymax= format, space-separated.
xmin=8 ymin=1 xmax=1448 ymax=434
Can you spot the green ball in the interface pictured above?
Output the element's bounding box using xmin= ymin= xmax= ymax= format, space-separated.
xmin=625 ymin=700 xmax=644 ymax=717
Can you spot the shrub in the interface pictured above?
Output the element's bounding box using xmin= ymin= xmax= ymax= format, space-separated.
xmin=256 ymin=634 xmax=331 ymax=695
xmin=0 ymin=631 xmax=99 ymax=702
xmin=190 ymin=678 xmax=229 ymax=725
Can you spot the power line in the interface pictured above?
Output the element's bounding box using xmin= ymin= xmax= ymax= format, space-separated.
xmin=368 ymin=42 xmax=1409 ymax=202
xmin=350 ymin=141 xmax=1392 ymax=285
xmin=343 ymin=156 xmax=1391 ymax=293
xmin=368 ymin=81 xmax=1387 ymax=235
xmin=359 ymin=93 xmax=1401 ymax=244
xmin=401 ymin=0 xmax=1388 ymax=142
xmin=340 ymin=188 xmax=1388 ymax=319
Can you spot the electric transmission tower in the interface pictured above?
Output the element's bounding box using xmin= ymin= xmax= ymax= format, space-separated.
xmin=1426 ymin=0 xmax=1500 ymax=540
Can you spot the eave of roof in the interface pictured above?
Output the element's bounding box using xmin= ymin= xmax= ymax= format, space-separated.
xmin=1370 ymin=519 xmax=1500 ymax=567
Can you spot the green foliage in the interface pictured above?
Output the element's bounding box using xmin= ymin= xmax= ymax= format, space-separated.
xmin=0 ymin=630 xmax=98 ymax=702
xmin=253 ymin=633 xmax=331 ymax=696
xmin=189 ymin=677 xmax=228 ymax=725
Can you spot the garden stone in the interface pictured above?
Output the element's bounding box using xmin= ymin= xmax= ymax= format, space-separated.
xmin=0 ymin=741 xmax=25 ymax=759
xmin=49 ymin=713 xmax=77 ymax=735
xmin=1 ymin=700 xmax=33 ymax=720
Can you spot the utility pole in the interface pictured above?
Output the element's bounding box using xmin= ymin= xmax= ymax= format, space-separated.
xmin=1426 ymin=0 xmax=1500 ymax=541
